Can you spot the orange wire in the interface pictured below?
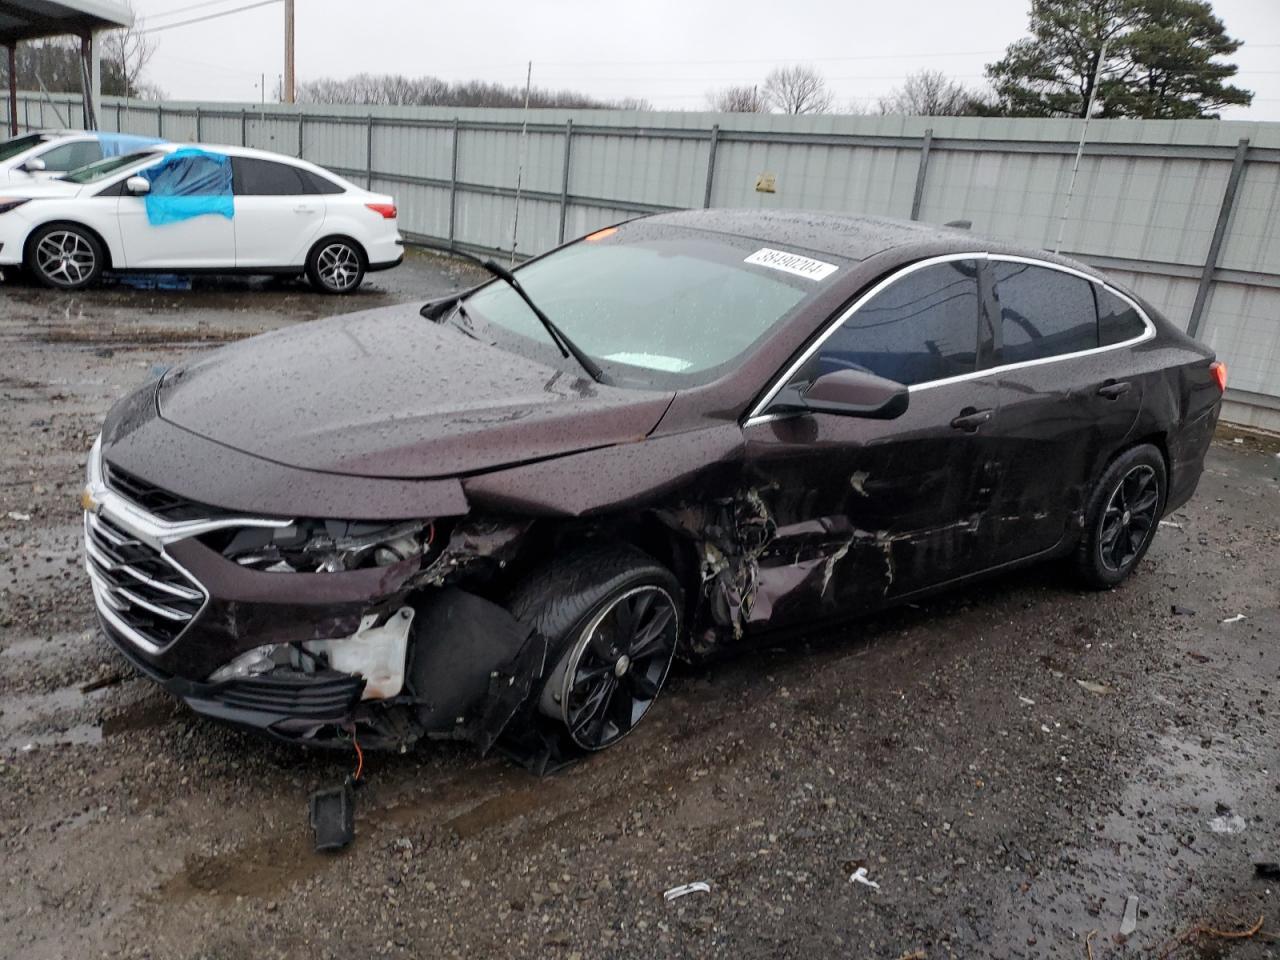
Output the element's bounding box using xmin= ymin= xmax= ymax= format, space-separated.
xmin=352 ymin=732 xmax=364 ymax=782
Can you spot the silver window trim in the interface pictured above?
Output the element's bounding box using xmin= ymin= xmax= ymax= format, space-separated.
xmin=744 ymin=252 xmax=1156 ymax=424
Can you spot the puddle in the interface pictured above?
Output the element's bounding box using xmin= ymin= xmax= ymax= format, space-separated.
xmin=444 ymin=789 xmax=549 ymax=840
xmin=160 ymin=834 xmax=331 ymax=902
xmin=0 ymin=681 xmax=111 ymax=752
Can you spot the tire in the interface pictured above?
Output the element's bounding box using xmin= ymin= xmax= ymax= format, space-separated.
xmin=306 ymin=237 xmax=366 ymax=294
xmin=26 ymin=223 xmax=105 ymax=291
xmin=1074 ymin=443 xmax=1167 ymax=589
xmin=507 ymin=544 xmax=683 ymax=753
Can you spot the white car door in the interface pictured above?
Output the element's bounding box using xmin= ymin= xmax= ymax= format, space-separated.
xmin=230 ymin=156 xmax=327 ymax=268
xmin=116 ymin=153 xmax=236 ymax=269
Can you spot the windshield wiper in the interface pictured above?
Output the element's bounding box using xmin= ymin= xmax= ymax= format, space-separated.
xmin=415 ymin=242 xmax=605 ymax=383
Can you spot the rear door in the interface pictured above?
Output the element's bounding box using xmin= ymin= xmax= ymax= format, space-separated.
xmin=231 ymin=157 xmax=326 ymax=268
xmin=742 ymin=256 xmax=1003 ymax=630
xmin=981 ymin=259 xmax=1146 ymax=565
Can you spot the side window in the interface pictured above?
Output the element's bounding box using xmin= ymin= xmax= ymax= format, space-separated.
xmin=1096 ymin=287 xmax=1147 ymax=345
xmin=232 ymin=157 xmax=309 ymax=195
xmin=992 ymin=261 xmax=1097 ymax=364
xmin=800 ymin=260 xmax=979 ymax=387
xmin=297 ymin=169 xmax=345 ymax=195
xmin=36 ymin=139 xmax=103 ymax=171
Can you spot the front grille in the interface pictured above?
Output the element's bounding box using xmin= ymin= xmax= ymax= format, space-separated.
xmin=103 ymin=462 xmax=225 ymax=522
xmin=215 ymin=670 xmax=366 ymax=721
xmin=84 ymin=511 xmax=206 ymax=651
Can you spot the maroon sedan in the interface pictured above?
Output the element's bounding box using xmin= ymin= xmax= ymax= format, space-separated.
xmin=82 ymin=211 xmax=1224 ymax=768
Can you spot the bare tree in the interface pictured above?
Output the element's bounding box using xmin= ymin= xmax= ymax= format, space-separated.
xmin=762 ymin=65 xmax=833 ymax=115
xmin=707 ymin=84 xmax=768 ymax=112
xmin=878 ymin=69 xmax=977 ymax=116
xmin=100 ymin=1 xmax=157 ymax=99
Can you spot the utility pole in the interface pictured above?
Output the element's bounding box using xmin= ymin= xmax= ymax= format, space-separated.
xmin=283 ymin=0 xmax=295 ymax=104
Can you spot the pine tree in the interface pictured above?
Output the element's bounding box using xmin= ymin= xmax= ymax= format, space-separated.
xmin=986 ymin=0 xmax=1252 ymax=119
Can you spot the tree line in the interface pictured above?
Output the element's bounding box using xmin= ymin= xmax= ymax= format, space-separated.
xmin=712 ymin=0 xmax=1252 ymax=118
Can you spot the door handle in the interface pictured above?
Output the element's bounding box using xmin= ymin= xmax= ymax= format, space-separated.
xmin=950 ymin=407 xmax=993 ymax=432
xmin=1097 ymin=380 xmax=1132 ymax=399
xmin=293 ymin=205 xmax=316 ymax=213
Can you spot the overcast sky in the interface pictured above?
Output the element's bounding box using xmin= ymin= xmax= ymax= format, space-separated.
xmin=129 ymin=0 xmax=1280 ymax=121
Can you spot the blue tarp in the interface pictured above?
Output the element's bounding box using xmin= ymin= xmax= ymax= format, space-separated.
xmin=140 ymin=148 xmax=233 ymax=226
xmin=96 ymin=132 xmax=165 ymax=157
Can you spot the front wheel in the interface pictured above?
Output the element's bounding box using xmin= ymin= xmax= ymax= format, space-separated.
xmin=1075 ymin=443 xmax=1167 ymax=589
xmin=306 ymin=238 xmax=365 ymax=294
xmin=26 ymin=224 xmax=105 ymax=290
xmin=508 ymin=544 xmax=682 ymax=754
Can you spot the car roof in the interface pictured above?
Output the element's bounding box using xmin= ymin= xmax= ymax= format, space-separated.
xmin=647 ymin=208 xmax=1104 ymax=280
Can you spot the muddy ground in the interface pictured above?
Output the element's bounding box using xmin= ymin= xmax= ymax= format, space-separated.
xmin=1 ymin=252 xmax=1278 ymax=960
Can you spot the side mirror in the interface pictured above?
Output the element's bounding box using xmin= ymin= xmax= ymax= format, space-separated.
xmin=22 ymin=157 xmax=46 ymax=173
xmin=125 ymin=176 xmax=151 ymax=195
xmin=771 ymin=368 xmax=909 ymax=420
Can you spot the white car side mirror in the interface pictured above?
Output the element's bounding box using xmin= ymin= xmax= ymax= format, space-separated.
xmin=126 ymin=176 xmax=151 ymax=195
xmin=22 ymin=157 xmax=46 ymax=173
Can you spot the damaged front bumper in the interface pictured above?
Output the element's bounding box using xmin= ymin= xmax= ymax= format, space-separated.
xmin=83 ymin=436 xmax=541 ymax=751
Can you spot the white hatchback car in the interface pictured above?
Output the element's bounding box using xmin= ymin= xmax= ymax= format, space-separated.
xmin=0 ymin=130 xmax=165 ymax=184
xmin=0 ymin=143 xmax=403 ymax=293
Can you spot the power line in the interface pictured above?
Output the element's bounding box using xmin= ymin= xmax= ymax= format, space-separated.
xmin=137 ymin=0 xmax=282 ymax=34
xmin=143 ymin=0 xmax=258 ymax=20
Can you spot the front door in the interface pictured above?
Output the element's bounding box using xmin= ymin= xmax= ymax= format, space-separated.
xmin=116 ymin=153 xmax=236 ymax=269
xmin=742 ymin=257 xmax=1003 ymax=632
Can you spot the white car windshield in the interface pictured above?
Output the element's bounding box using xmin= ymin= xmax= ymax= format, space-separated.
xmin=0 ymin=133 xmax=47 ymax=163
xmin=59 ymin=150 xmax=161 ymax=184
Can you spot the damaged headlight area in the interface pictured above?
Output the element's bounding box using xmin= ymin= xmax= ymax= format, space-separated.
xmin=209 ymin=606 xmax=415 ymax=700
xmin=204 ymin=518 xmax=436 ymax=573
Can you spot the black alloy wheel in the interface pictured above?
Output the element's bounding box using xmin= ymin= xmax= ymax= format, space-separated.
xmin=1098 ymin=464 xmax=1160 ymax=572
xmin=559 ymin=584 xmax=679 ymax=751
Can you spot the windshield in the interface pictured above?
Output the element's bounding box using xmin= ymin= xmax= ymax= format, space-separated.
xmin=59 ymin=150 xmax=160 ymax=184
xmin=463 ymin=221 xmax=841 ymax=386
xmin=0 ymin=133 xmax=47 ymax=163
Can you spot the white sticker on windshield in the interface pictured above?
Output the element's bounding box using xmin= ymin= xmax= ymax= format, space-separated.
xmin=744 ymin=247 xmax=838 ymax=281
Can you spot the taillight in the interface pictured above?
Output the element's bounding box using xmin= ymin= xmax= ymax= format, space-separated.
xmin=1210 ymin=360 xmax=1227 ymax=393
xmin=365 ymin=203 xmax=397 ymax=219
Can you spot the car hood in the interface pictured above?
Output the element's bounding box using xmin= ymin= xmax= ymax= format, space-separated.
xmin=156 ymin=303 xmax=675 ymax=479
xmin=1 ymin=178 xmax=83 ymax=197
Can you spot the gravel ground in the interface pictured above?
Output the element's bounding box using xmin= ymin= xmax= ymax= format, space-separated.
xmin=1 ymin=254 xmax=1278 ymax=960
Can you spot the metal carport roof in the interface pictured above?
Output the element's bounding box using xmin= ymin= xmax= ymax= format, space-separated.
xmin=0 ymin=0 xmax=132 ymax=44
xmin=2 ymin=1 xmax=133 ymax=134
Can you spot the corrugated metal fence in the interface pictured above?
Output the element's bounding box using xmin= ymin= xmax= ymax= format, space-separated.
xmin=8 ymin=92 xmax=1280 ymax=430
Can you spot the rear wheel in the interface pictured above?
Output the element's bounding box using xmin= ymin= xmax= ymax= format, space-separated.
xmin=26 ymin=223 xmax=104 ymax=290
xmin=306 ymin=238 xmax=365 ymax=294
xmin=508 ymin=544 xmax=681 ymax=753
xmin=1075 ymin=443 xmax=1166 ymax=588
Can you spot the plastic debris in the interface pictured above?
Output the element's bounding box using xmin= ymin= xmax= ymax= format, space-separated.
xmin=1171 ymin=605 xmax=1197 ymax=616
xmin=1221 ymin=614 xmax=1246 ymax=624
xmin=310 ymin=783 xmax=355 ymax=852
xmin=1207 ymin=814 xmax=1246 ymax=835
xmin=848 ymin=867 xmax=880 ymax=890
xmin=1158 ymin=519 xmax=1183 ymax=529
xmin=6 ymin=511 xmax=31 ymax=522
xmin=663 ymin=881 xmax=711 ymax=902
xmin=1120 ymin=895 xmax=1139 ymax=935
xmin=1018 ymin=696 xmax=1035 ymax=706
xmin=1254 ymin=861 xmax=1280 ymax=880
xmin=1075 ymin=679 xmax=1115 ymax=696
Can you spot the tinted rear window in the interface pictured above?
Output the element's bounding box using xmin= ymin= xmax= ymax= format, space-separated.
xmin=803 ymin=259 xmax=979 ymax=387
xmin=233 ymin=157 xmax=311 ymax=195
xmin=992 ymin=261 xmax=1098 ymax=363
xmin=1097 ymin=287 xmax=1147 ymax=345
